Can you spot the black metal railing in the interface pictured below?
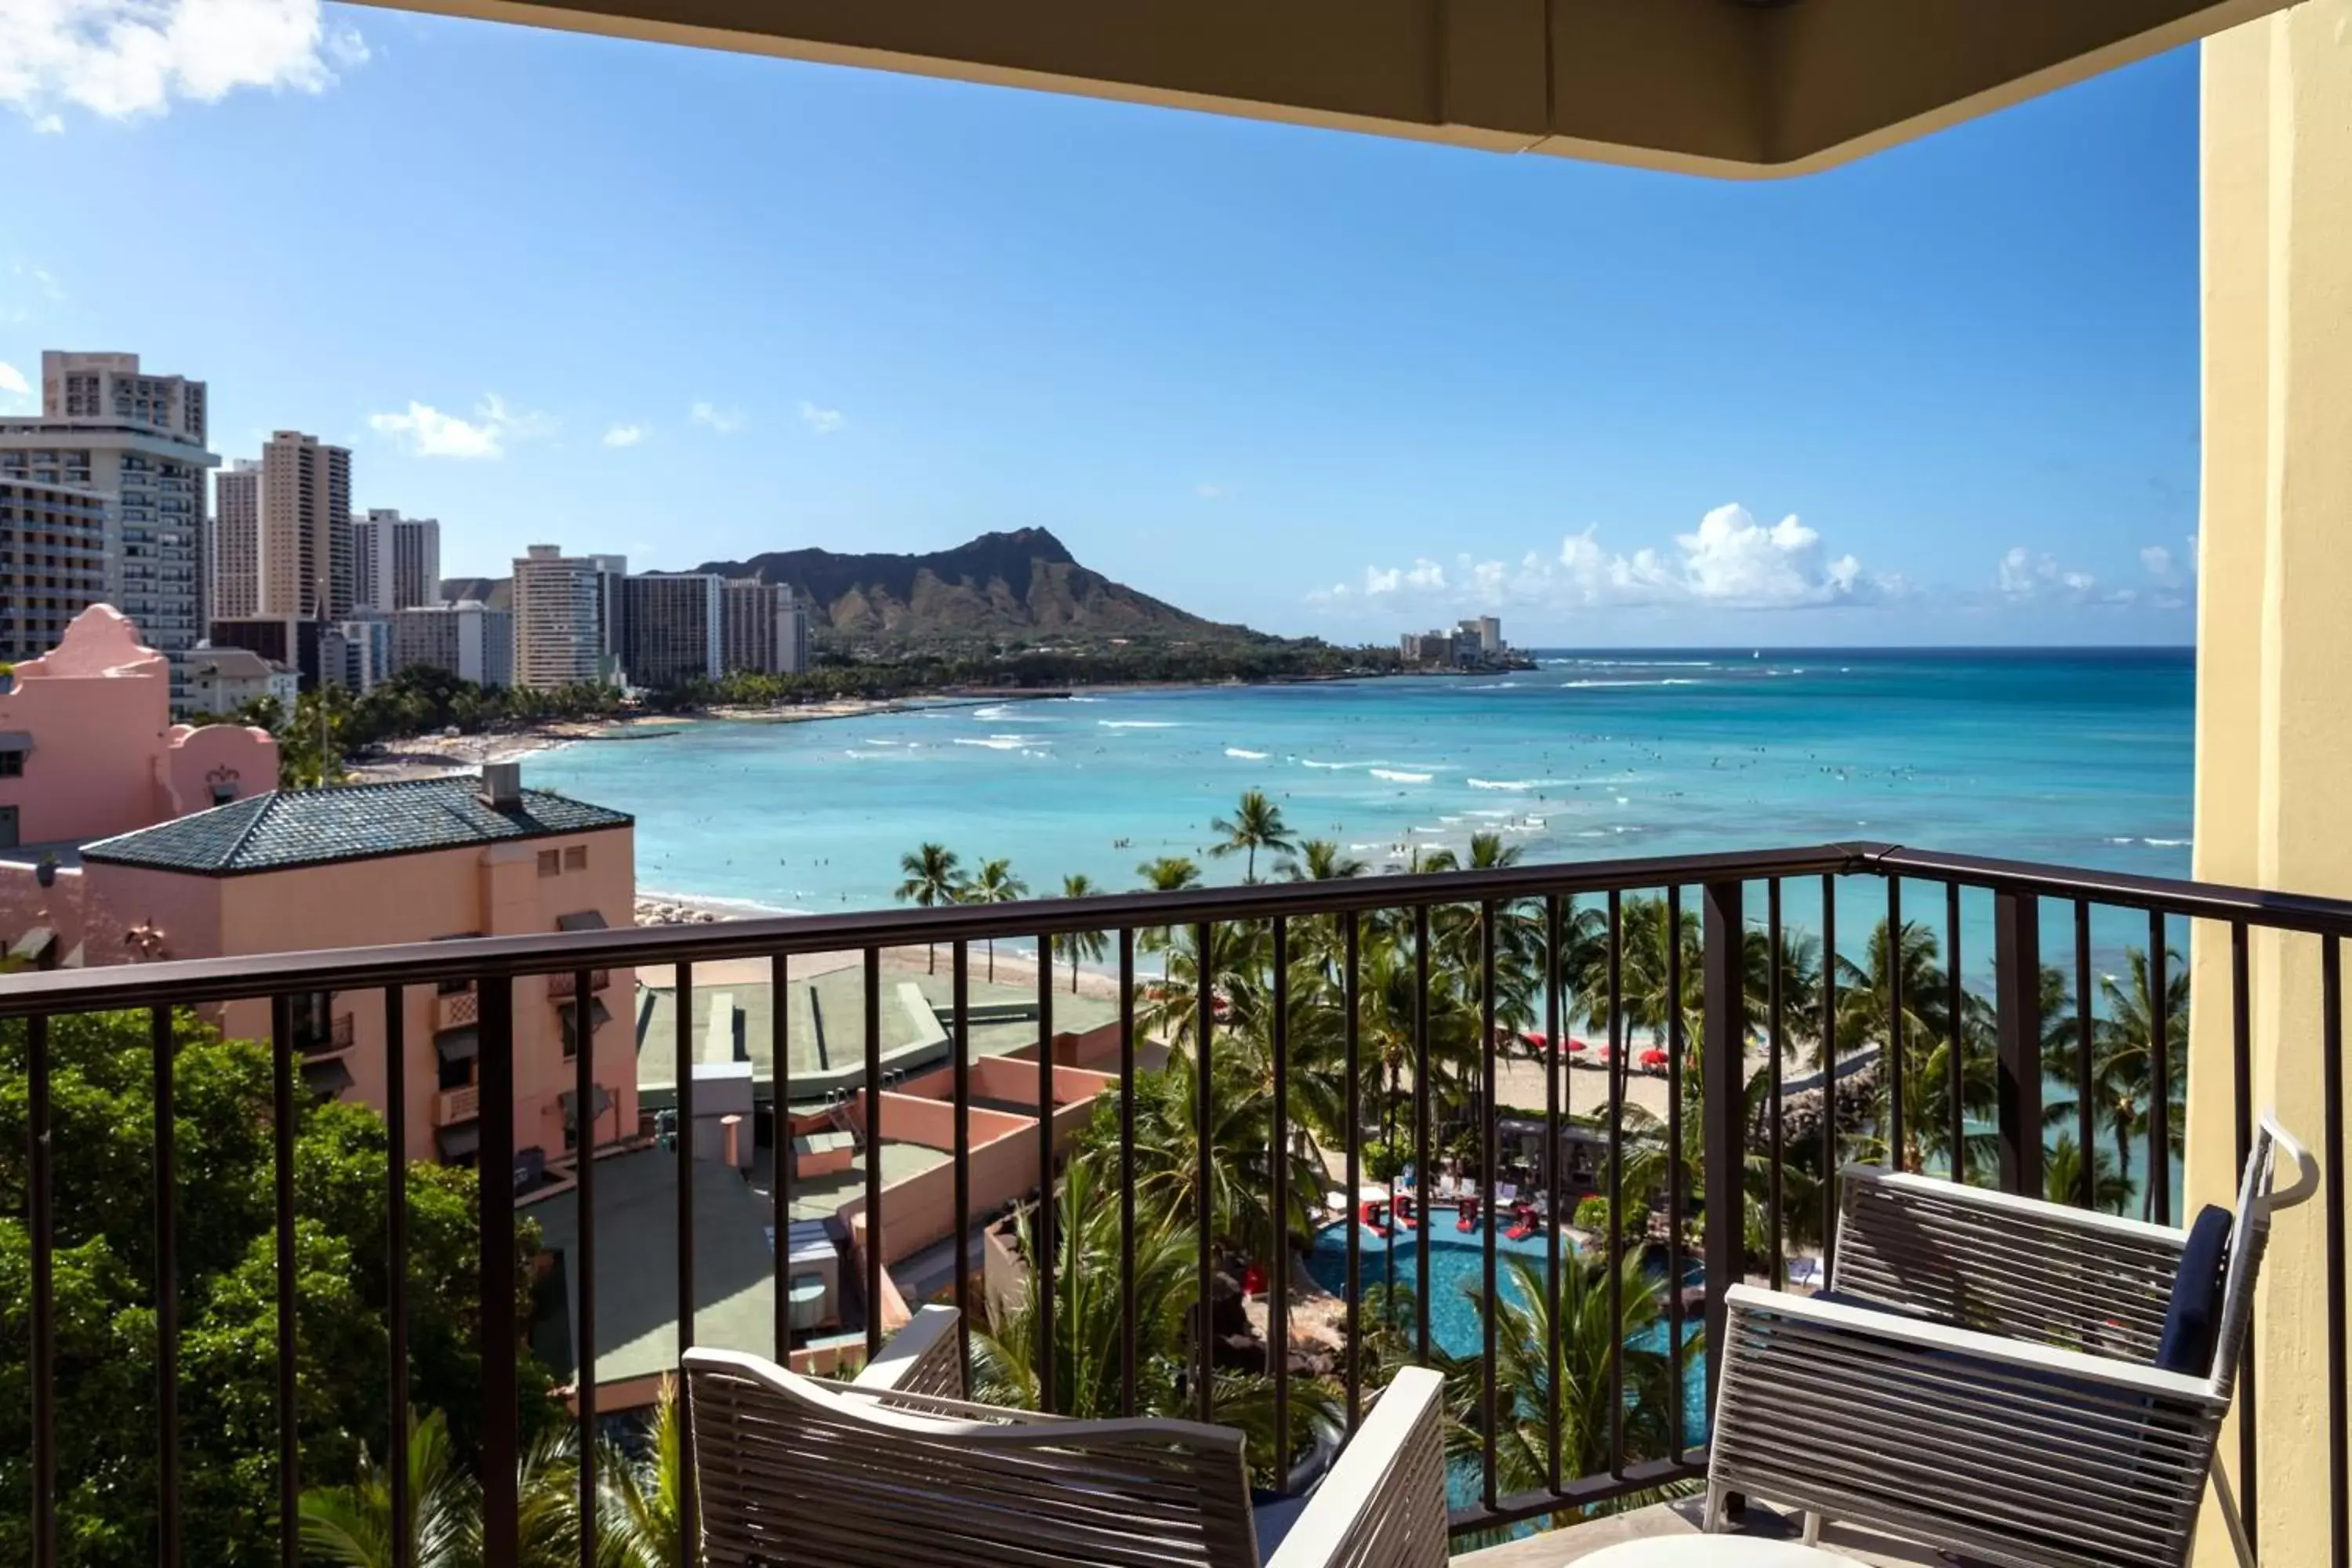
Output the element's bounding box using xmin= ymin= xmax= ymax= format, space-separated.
xmin=1 ymin=839 xmax=2346 ymax=1565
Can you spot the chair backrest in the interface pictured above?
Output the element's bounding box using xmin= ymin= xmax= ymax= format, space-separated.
xmin=684 ymin=1345 xmax=1259 ymax=1566
xmin=2209 ymin=1112 xmax=2319 ymax=1396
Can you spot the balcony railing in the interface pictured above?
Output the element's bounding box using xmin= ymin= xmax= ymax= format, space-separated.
xmin=438 ymin=1083 xmax=481 ymax=1123
xmin=437 ymin=989 xmax=479 ymax=1029
xmin=546 ymin=968 xmax=612 ymax=1000
xmin=0 ymin=840 xmax=2345 ymax=1566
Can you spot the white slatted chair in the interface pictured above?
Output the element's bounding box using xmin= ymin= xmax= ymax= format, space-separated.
xmin=1704 ymin=1114 xmax=2317 ymax=1568
xmin=684 ymin=1305 xmax=1450 ymax=1567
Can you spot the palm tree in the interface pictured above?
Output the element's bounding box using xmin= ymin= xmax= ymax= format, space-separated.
xmin=2044 ymin=1132 xmax=2134 ymax=1215
xmin=299 ymin=1407 xmax=586 ymax=1567
xmin=1050 ymin=873 xmax=1108 ymax=991
xmin=1449 ymin=1250 xmax=1690 ymax=1505
xmin=977 ymin=1154 xmax=1341 ymax=1486
xmin=2090 ymin=944 xmax=2190 ymax=1219
xmin=1285 ymin=839 xmax=1367 ymax=881
xmin=597 ymin=1377 xmax=687 ymax=1567
xmin=964 ymin=857 xmax=1029 ymax=982
xmin=895 ymin=842 xmax=967 ymax=974
xmin=1207 ymin=788 xmax=1297 ymax=881
xmin=1134 ymin=855 xmax=1202 ymax=984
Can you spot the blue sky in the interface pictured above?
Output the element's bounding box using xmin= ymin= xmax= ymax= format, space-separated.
xmin=0 ymin=2 xmax=2200 ymax=644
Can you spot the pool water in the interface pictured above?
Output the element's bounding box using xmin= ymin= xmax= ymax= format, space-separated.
xmin=1303 ymin=1218 xmax=1709 ymax=1493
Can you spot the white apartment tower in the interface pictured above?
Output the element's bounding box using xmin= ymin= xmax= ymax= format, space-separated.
xmin=511 ymin=546 xmax=605 ymax=689
xmin=0 ymin=352 xmax=219 ymax=699
xmin=256 ymin=431 xmax=352 ymax=620
xmin=353 ymin=509 xmax=441 ymax=613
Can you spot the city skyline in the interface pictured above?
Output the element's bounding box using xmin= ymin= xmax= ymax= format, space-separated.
xmin=1 ymin=2 xmax=2201 ymax=646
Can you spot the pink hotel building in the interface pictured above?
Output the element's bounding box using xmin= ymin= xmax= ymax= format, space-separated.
xmin=0 ymin=604 xmax=637 ymax=1167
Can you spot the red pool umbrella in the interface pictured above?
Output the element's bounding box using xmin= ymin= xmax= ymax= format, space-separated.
xmin=1521 ymin=1031 xmax=1548 ymax=1050
xmin=1567 ymin=1037 xmax=1590 ymax=1053
xmin=1639 ymin=1047 xmax=1670 ymax=1069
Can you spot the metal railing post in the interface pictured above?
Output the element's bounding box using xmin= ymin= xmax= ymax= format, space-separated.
xmin=1700 ymin=879 xmax=1744 ymax=1467
xmin=1993 ymin=889 xmax=2043 ymax=1196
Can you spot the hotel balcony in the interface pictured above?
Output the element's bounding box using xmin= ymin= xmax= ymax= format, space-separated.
xmin=0 ymin=841 xmax=2340 ymax=1565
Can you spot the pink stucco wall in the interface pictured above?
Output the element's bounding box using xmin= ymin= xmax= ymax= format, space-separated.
xmin=66 ymin=822 xmax=636 ymax=1168
xmin=0 ymin=606 xmax=274 ymax=846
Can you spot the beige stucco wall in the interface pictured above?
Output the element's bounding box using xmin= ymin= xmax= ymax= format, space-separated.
xmin=2189 ymin=8 xmax=2352 ymax=1563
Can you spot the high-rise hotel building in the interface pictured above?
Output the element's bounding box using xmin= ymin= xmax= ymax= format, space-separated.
xmin=0 ymin=352 xmax=217 ymax=702
xmin=353 ymin=509 xmax=441 ymax=613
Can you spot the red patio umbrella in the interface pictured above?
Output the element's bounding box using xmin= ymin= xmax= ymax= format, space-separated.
xmin=1639 ymin=1047 xmax=1670 ymax=1069
xmin=1521 ymin=1031 xmax=1549 ymax=1051
xmin=1566 ymin=1037 xmax=1590 ymax=1053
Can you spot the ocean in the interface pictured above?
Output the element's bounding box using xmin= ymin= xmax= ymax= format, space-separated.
xmin=528 ymin=648 xmax=2195 ymax=936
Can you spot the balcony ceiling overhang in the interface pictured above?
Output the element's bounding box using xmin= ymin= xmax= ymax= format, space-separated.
xmin=354 ymin=0 xmax=2281 ymax=176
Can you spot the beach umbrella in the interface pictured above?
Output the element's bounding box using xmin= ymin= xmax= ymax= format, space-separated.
xmin=1639 ymin=1047 xmax=1669 ymax=1069
xmin=1521 ymin=1030 xmax=1548 ymax=1050
xmin=1567 ymin=1037 xmax=1590 ymax=1053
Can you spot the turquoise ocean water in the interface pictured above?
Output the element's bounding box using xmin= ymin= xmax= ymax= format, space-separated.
xmin=530 ymin=648 xmax=2194 ymax=946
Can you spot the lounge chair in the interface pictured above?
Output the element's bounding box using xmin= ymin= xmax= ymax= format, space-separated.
xmin=1704 ymin=1114 xmax=2317 ymax=1568
xmin=685 ymin=1305 xmax=1451 ymax=1567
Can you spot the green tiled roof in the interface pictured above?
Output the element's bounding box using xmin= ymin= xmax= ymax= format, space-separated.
xmin=82 ymin=777 xmax=630 ymax=876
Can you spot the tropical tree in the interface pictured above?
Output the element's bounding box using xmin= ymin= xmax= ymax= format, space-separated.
xmin=2091 ymin=944 xmax=2190 ymax=1219
xmin=2044 ymin=1133 xmax=2134 ymax=1215
xmin=975 ymin=1156 xmax=1339 ymax=1486
xmin=1207 ymin=789 xmax=1297 ymax=881
xmin=1050 ymin=873 xmax=1108 ymax=991
xmin=894 ymin=843 xmax=966 ymax=973
xmin=299 ymin=1410 xmax=587 ymax=1568
xmin=1285 ymin=839 xmax=1367 ymax=883
xmin=595 ymin=1378 xmax=687 ymax=1568
xmin=964 ymin=857 xmax=1029 ymax=982
xmin=1447 ymin=1250 xmax=1692 ymax=1502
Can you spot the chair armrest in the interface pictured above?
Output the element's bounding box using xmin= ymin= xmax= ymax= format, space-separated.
xmin=1834 ymin=1167 xmax=2184 ymax=1358
xmin=1266 ymin=1367 xmax=1450 ymax=1568
xmin=851 ymin=1302 xmax=966 ymax=1399
xmin=1710 ymin=1285 xmax=2227 ymax=1568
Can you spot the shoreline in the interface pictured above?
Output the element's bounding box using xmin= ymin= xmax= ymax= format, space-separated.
xmin=338 ymin=666 xmax=1536 ymax=786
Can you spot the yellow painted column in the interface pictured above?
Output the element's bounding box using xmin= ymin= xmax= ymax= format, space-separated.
xmin=2190 ymin=7 xmax=2352 ymax=1563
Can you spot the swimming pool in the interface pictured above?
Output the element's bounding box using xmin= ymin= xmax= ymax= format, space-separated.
xmin=1303 ymin=1219 xmax=1709 ymax=1470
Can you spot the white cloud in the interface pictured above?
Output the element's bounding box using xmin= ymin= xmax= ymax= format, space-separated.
xmin=601 ymin=423 xmax=645 ymax=448
xmin=691 ymin=401 xmax=746 ymax=434
xmin=797 ymin=400 xmax=844 ymax=436
xmin=368 ymin=394 xmax=554 ymax=460
xmin=1195 ymin=482 xmax=1224 ymax=500
xmin=0 ymin=361 xmax=29 ymax=405
xmin=0 ymin=0 xmax=368 ymax=127
xmin=1315 ymin=504 xmax=1892 ymax=619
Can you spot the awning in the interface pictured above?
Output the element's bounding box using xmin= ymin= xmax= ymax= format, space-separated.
xmin=303 ymin=1054 xmax=355 ymax=1096
xmin=436 ymin=1122 xmax=481 ymax=1161
xmin=434 ymin=1027 xmax=479 ymax=1065
xmin=555 ymin=909 xmax=608 ymax=932
xmin=556 ymin=998 xmax=612 ymax=1036
xmin=559 ymin=1083 xmax=614 ymax=1130
xmin=0 ymin=732 xmax=34 ymax=754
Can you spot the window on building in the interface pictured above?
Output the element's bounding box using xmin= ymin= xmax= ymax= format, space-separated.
xmin=0 ymin=752 xmax=23 ymax=779
xmin=564 ymin=844 xmax=587 ymax=872
xmin=210 ymin=782 xmax=237 ymax=805
xmin=537 ymin=849 xmax=560 ymax=877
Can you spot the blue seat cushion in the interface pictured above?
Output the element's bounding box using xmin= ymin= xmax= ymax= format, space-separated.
xmin=2154 ymin=1204 xmax=2232 ymax=1376
xmin=1251 ymin=1486 xmax=1316 ymax=1565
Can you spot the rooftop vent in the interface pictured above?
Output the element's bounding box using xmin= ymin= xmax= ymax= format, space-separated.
xmin=480 ymin=760 xmax=523 ymax=810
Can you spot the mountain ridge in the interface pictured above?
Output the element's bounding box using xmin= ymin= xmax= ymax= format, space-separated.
xmin=693 ymin=528 xmax=1250 ymax=649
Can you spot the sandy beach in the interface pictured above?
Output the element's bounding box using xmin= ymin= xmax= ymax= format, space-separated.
xmin=345 ymin=696 xmax=941 ymax=785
